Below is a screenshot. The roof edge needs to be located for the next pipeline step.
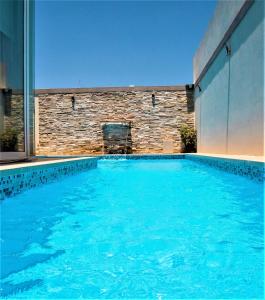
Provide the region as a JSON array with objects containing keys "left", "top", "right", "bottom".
[
  {"left": 193, "top": 0, "right": 254, "bottom": 86},
  {"left": 35, "top": 85, "right": 192, "bottom": 95}
]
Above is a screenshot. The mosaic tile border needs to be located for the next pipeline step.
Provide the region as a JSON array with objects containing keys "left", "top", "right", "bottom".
[
  {"left": 1, "top": 154, "right": 263, "bottom": 200},
  {"left": 185, "top": 154, "right": 265, "bottom": 182},
  {"left": 0, "top": 158, "right": 97, "bottom": 200},
  {"left": 100, "top": 154, "right": 185, "bottom": 160}
]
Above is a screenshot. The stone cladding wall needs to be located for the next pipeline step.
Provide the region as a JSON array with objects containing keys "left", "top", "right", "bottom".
[{"left": 35, "top": 86, "right": 194, "bottom": 155}]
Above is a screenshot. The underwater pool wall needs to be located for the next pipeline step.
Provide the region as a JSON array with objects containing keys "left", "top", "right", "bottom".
[
  {"left": 185, "top": 154, "right": 264, "bottom": 182},
  {"left": 0, "top": 157, "right": 97, "bottom": 200}
]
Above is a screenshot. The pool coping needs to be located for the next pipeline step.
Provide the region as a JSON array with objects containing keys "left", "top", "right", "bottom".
[
  {"left": 186, "top": 153, "right": 265, "bottom": 163},
  {"left": 1, "top": 153, "right": 263, "bottom": 172},
  {"left": 0, "top": 157, "right": 96, "bottom": 173},
  {"left": 35, "top": 152, "right": 264, "bottom": 161}
]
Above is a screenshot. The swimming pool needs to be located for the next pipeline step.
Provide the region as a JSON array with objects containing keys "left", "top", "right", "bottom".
[{"left": 1, "top": 158, "right": 264, "bottom": 298}]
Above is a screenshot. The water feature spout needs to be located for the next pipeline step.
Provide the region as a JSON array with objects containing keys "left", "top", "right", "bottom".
[{"left": 101, "top": 122, "right": 132, "bottom": 154}]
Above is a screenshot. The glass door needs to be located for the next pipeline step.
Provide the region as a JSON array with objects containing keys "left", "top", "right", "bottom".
[{"left": 0, "top": 0, "right": 29, "bottom": 161}]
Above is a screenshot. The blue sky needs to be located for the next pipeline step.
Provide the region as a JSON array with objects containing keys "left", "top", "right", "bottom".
[{"left": 35, "top": 0, "right": 217, "bottom": 88}]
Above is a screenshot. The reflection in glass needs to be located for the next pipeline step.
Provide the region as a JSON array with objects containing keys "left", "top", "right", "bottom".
[{"left": 0, "top": 0, "right": 25, "bottom": 152}]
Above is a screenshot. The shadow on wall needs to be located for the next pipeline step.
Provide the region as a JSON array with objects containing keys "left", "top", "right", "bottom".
[{"left": 102, "top": 122, "right": 132, "bottom": 154}]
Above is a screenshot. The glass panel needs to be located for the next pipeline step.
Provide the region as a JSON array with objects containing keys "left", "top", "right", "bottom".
[
  {"left": 28, "top": 0, "right": 35, "bottom": 156},
  {"left": 0, "top": 0, "right": 25, "bottom": 152}
]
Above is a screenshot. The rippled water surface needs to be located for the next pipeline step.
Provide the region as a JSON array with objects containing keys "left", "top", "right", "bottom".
[{"left": 1, "top": 159, "right": 264, "bottom": 299}]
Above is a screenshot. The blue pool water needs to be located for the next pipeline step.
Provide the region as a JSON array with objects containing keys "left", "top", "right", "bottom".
[{"left": 1, "top": 159, "right": 264, "bottom": 299}]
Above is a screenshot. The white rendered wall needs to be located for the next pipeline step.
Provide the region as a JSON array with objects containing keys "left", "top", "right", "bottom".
[
  {"left": 194, "top": 0, "right": 264, "bottom": 156},
  {"left": 193, "top": 0, "right": 245, "bottom": 82}
]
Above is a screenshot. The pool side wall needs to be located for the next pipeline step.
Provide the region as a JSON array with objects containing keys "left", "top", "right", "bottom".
[
  {"left": 186, "top": 154, "right": 264, "bottom": 182},
  {"left": 0, "top": 158, "right": 97, "bottom": 200},
  {"left": 1, "top": 154, "right": 263, "bottom": 200}
]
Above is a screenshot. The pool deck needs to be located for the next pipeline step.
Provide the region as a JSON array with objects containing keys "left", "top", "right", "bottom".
[
  {"left": 0, "top": 157, "right": 95, "bottom": 171},
  {"left": 187, "top": 153, "right": 265, "bottom": 163},
  {"left": 0, "top": 153, "right": 263, "bottom": 171}
]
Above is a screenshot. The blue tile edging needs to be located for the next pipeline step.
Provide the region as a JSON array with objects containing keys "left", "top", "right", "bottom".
[
  {"left": 0, "top": 157, "right": 98, "bottom": 200},
  {"left": 185, "top": 154, "right": 265, "bottom": 182},
  {"left": 99, "top": 154, "right": 185, "bottom": 160}
]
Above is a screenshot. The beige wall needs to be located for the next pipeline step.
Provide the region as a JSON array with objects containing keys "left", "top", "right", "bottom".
[
  {"left": 35, "top": 86, "right": 194, "bottom": 155},
  {"left": 194, "top": 0, "right": 264, "bottom": 156}
]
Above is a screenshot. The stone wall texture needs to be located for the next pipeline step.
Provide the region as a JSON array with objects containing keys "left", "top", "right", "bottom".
[{"left": 35, "top": 86, "right": 194, "bottom": 155}]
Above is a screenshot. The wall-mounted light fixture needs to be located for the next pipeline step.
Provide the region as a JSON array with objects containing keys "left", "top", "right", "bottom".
[
  {"left": 225, "top": 43, "right": 231, "bottom": 56},
  {"left": 152, "top": 93, "right": 156, "bottom": 107},
  {"left": 185, "top": 84, "right": 194, "bottom": 91},
  {"left": 71, "top": 96, "right": 76, "bottom": 110}
]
